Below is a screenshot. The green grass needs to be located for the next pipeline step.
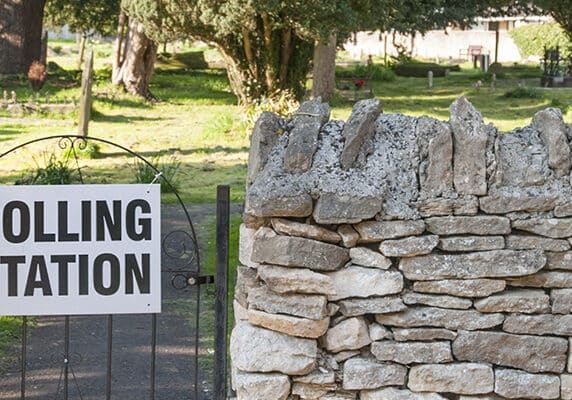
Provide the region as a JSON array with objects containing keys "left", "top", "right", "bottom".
[{"left": 0, "top": 317, "right": 22, "bottom": 368}]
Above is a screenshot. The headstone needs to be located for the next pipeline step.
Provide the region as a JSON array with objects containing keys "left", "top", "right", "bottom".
[{"left": 428, "top": 71, "right": 433, "bottom": 88}]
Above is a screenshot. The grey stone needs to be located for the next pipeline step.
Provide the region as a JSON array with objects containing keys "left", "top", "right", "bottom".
[
  {"left": 512, "top": 218, "right": 572, "bottom": 238},
  {"left": 368, "top": 323, "right": 393, "bottom": 341},
  {"left": 392, "top": 328, "right": 457, "bottom": 342},
  {"left": 507, "top": 271, "right": 572, "bottom": 288},
  {"left": 425, "top": 216, "right": 511, "bottom": 235},
  {"left": 314, "top": 193, "right": 382, "bottom": 224},
  {"left": 453, "top": 330, "right": 567, "bottom": 373},
  {"left": 562, "top": 374, "right": 572, "bottom": 400},
  {"left": 408, "top": 363, "right": 494, "bottom": 394},
  {"left": 248, "top": 286, "right": 328, "bottom": 320},
  {"left": 252, "top": 227, "right": 349, "bottom": 271},
  {"left": 375, "top": 307, "right": 504, "bottom": 330},
  {"left": 349, "top": 247, "right": 391, "bottom": 269},
  {"left": 450, "top": 97, "right": 488, "bottom": 195},
  {"left": 399, "top": 250, "right": 545, "bottom": 280},
  {"left": 533, "top": 107, "right": 571, "bottom": 176},
  {"left": 371, "top": 340, "right": 453, "bottom": 364},
  {"left": 283, "top": 99, "right": 330, "bottom": 173},
  {"left": 230, "top": 323, "right": 317, "bottom": 375},
  {"left": 257, "top": 265, "right": 335, "bottom": 295},
  {"left": 239, "top": 224, "right": 261, "bottom": 268},
  {"left": 342, "top": 358, "right": 406, "bottom": 390},
  {"left": 326, "top": 266, "right": 403, "bottom": 301},
  {"left": 322, "top": 317, "right": 371, "bottom": 353},
  {"left": 551, "top": 289, "right": 572, "bottom": 314},
  {"left": 546, "top": 251, "right": 572, "bottom": 270},
  {"left": 437, "top": 236, "right": 505, "bottom": 252},
  {"left": 494, "top": 368, "right": 560, "bottom": 399},
  {"left": 320, "top": 392, "right": 357, "bottom": 400},
  {"left": 403, "top": 291, "right": 472, "bottom": 309},
  {"left": 362, "top": 388, "right": 447, "bottom": 400},
  {"left": 379, "top": 235, "right": 439, "bottom": 257},
  {"left": 503, "top": 314, "right": 572, "bottom": 336},
  {"left": 291, "top": 382, "right": 336, "bottom": 398},
  {"left": 413, "top": 279, "right": 506, "bottom": 298},
  {"left": 293, "top": 369, "right": 335, "bottom": 384},
  {"left": 234, "top": 370, "right": 290, "bottom": 400},
  {"left": 480, "top": 189, "right": 560, "bottom": 214},
  {"left": 355, "top": 220, "right": 425, "bottom": 242},
  {"left": 338, "top": 225, "right": 360, "bottom": 248},
  {"left": 338, "top": 297, "right": 406, "bottom": 317},
  {"left": 474, "top": 289, "right": 551, "bottom": 314},
  {"left": 415, "top": 196, "right": 479, "bottom": 217},
  {"left": 235, "top": 265, "right": 260, "bottom": 307},
  {"left": 340, "top": 98, "right": 383, "bottom": 169},
  {"left": 271, "top": 218, "right": 341, "bottom": 243},
  {"left": 555, "top": 203, "right": 572, "bottom": 217},
  {"left": 245, "top": 190, "right": 313, "bottom": 217},
  {"left": 234, "top": 299, "right": 249, "bottom": 321},
  {"left": 247, "top": 309, "right": 329, "bottom": 338},
  {"left": 334, "top": 350, "right": 360, "bottom": 363},
  {"left": 417, "top": 116, "right": 453, "bottom": 197},
  {"left": 247, "top": 111, "right": 283, "bottom": 184},
  {"left": 506, "top": 234, "right": 571, "bottom": 251}
]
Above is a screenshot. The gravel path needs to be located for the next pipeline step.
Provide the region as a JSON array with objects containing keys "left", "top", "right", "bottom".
[{"left": 0, "top": 202, "right": 242, "bottom": 400}]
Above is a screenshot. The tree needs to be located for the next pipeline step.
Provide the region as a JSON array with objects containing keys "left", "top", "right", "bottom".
[
  {"left": 533, "top": 0, "right": 572, "bottom": 41},
  {"left": 0, "top": 0, "right": 47, "bottom": 74}
]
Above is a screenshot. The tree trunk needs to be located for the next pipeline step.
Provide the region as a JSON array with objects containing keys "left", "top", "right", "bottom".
[
  {"left": 112, "top": 9, "right": 127, "bottom": 85},
  {"left": 77, "top": 32, "right": 87, "bottom": 70},
  {"left": 0, "top": 0, "right": 47, "bottom": 74},
  {"left": 113, "top": 16, "right": 158, "bottom": 100},
  {"left": 311, "top": 33, "right": 337, "bottom": 102}
]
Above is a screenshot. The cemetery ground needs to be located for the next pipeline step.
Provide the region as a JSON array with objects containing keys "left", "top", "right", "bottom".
[{"left": 0, "top": 40, "right": 572, "bottom": 395}]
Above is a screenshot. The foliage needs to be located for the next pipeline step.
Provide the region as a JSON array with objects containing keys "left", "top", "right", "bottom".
[
  {"left": 503, "top": 86, "right": 542, "bottom": 99},
  {"left": 133, "top": 154, "right": 182, "bottom": 193},
  {"left": 0, "top": 317, "right": 21, "bottom": 361},
  {"left": 63, "top": 142, "right": 102, "bottom": 159},
  {"left": 394, "top": 62, "right": 456, "bottom": 77},
  {"left": 241, "top": 89, "right": 299, "bottom": 137},
  {"left": 533, "top": 0, "right": 572, "bottom": 41},
  {"left": 16, "top": 153, "right": 79, "bottom": 185},
  {"left": 44, "top": 0, "right": 120, "bottom": 36},
  {"left": 336, "top": 64, "right": 396, "bottom": 81},
  {"left": 509, "top": 23, "right": 572, "bottom": 60}
]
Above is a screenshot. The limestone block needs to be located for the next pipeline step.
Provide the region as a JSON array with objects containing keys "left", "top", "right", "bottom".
[
  {"left": 235, "top": 265, "right": 260, "bottom": 306},
  {"left": 234, "top": 370, "right": 290, "bottom": 400},
  {"left": 507, "top": 271, "right": 572, "bottom": 288},
  {"left": 533, "top": 107, "right": 571, "bottom": 176},
  {"left": 234, "top": 299, "right": 249, "bottom": 321},
  {"left": 551, "top": 289, "right": 572, "bottom": 314},
  {"left": 400, "top": 250, "right": 545, "bottom": 280},
  {"left": 320, "top": 392, "right": 357, "bottom": 400},
  {"left": 247, "top": 309, "right": 330, "bottom": 338},
  {"left": 546, "top": 251, "right": 572, "bottom": 270},
  {"left": 512, "top": 218, "right": 572, "bottom": 238},
  {"left": 569, "top": 338, "right": 572, "bottom": 372},
  {"left": 368, "top": 323, "right": 393, "bottom": 341},
  {"left": 415, "top": 196, "right": 479, "bottom": 217},
  {"left": 257, "top": 265, "right": 335, "bottom": 295},
  {"left": 349, "top": 247, "right": 391, "bottom": 269},
  {"left": 244, "top": 190, "right": 313, "bottom": 217},
  {"left": 450, "top": 97, "right": 488, "bottom": 195},
  {"left": 342, "top": 358, "right": 407, "bottom": 390},
  {"left": 479, "top": 189, "right": 560, "bottom": 214},
  {"left": 403, "top": 291, "right": 472, "bottom": 309},
  {"left": 413, "top": 279, "right": 506, "bottom": 298},
  {"left": 246, "top": 111, "right": 283, "bottom": 185},
  {"left": 252, "top": 227, "right": 349, "bottom": 271},
  {"left": 379, "top": 235, "right": 439, "bottom": 257},
  {"left": 340, "top": 98, "right": 383, "bottom": 169},
  {"left": 326, "top": 266, "right": 403, "bottom": 301},
  {"left": 355, "top": 220, "right": 425, "bottom": 242},
  {"left": 361, "top": 387, "right": 447, "bottom": 400},
  {"left": 453, "top": 330, "right": 567, "bottom": 373},
  {"left": 230, "top": 323, "right": 317, "bottom": 375},
  {"left": 322, "top": 317, "right": 371, "bottom": 353},
  {"left": 293, "top": 368, "right": 335, "bottom": 385},
  {"left": 494, "top": 368, "right": 560, "bottom": 399},
  {"left": 291, "top": 382, "right": 336, "bottom": 399},
  {"left": 338, "top": 225, "right": 360, "bottom": 248},
  {"left": 239, "top": 224, "right": 261, "bottom": 268},
  {"left": 408, "top": 363, "right": 494, "bottom": 394},
  {"left": 506, "top": 234, "right": 570, "bottom": 251},
  {"left": 283, "top": 99, "right": 330, "bottom": 173},
  {"left": 392, "top": 328, "right": 457, "bottom": 342},
  {"left": 437, "top": 236, "right": 505, "bottom": 252},
  {"left": 556, "top": 203, "right": 572, "bottom": 217},
  {"left": 417, "top": 116, "right": 453, "bottom": 197},
  {"left": 503, "top": 314, "right": 572, "bottom": 336},
  {"left": 562, "top": 374, "right": 572, "bottom": 400},
  {"left": 314, "top": 193, "right": 382, "bottom": 224},
  {"left": 371, "top": 340, "right": 453, "bottom": 364},
  {"left": 338, "top": 296, "right": 406, "bottom": 317},
  {"left": 248, "top": 286, "right": 328, "bottom": 320},
  {"left": 375, "top": 307, "right": 504, "bottom": 330},
  {"left": 426, "top": 216, "right": 510, "bottom": 235},
  {"left": 474, "top": 289, "right": 551, "bottom": 314},
  {"left": 271, "top": 218, "right": 341, "bottom": 243}
]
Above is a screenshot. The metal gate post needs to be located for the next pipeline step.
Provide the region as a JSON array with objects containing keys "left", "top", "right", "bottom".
[{"left": 214, "top": 185, "right": 230, "bottom": 400}]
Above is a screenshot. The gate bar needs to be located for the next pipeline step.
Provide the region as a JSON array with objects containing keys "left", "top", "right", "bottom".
[
  {"left": 150, "top": 314, "right": 157, "bottom": 400},
  {"left": 214, "top": 185, "right": 230, "bottom": 400},
  {"left": 64, "top": 316, "right": 70, "bottom": 400},
  {"left": 106, "top": 315, "right": 113, "bottom": 400},
  {"left": 21, "top": 316, "right": 27, "bottom": 400}
]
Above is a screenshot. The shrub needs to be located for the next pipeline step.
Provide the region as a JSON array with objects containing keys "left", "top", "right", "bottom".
[
  {"left": 509, "top": 23, "right": 571, "bottom": 60},
  {"left": 393, "top": 62, "right": 459, "bottom": 77},
  {"left": 63, "top": 142, "right": 102, "bottom": 159},
  {"left": 503, "top": 86, "right": 542, "bottom": 99},
  {"left": 241, "top": 89, "right": 299, "bottom": 137},
  {"left": 337, "top": 64, "right": 396, "bottom": 81},
  {"left": 133, "top": 154, "right": 182, "bottom": 193},
  {"left": 16, "top": 153, "right": 79, "bottom": 185}
]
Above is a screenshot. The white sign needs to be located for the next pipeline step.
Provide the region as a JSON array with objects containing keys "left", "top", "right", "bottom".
[{"left": 0, "top": 184, "right": 161, "bottom": 316}]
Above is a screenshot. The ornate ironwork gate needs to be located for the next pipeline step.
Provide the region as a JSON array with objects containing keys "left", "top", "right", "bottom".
[{"left": 0, "top": 135, "right": 229, "bottom": 400}]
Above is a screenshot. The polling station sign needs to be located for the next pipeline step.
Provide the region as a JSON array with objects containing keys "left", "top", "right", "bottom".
[{"left": 0, "top": 184, "right": 161, "bottom": 316}]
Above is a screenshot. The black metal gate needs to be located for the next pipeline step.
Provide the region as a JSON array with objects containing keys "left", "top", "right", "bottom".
[{"left": 0, "top": 135, "right": 229, "bottom": 400}]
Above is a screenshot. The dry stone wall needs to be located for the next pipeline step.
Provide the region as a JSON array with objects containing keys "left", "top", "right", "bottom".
[{"left": 231, "top": 96, "right": 572, "bottom": 399}]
